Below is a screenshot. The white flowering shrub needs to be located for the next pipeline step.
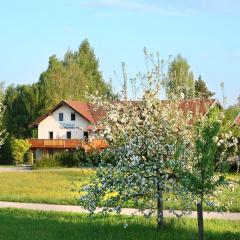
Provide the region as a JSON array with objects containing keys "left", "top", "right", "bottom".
[
  {"left": 0, "top": 102, "right": 6, "bottom": 146},
  {"left": 80, "top": 56, "right": 194, "bottom": 229},
  {"left": 215, "top": 118, "right": 239, "bottom": 170}
]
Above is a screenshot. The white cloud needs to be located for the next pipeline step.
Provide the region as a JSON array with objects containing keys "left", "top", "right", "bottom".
[
  {"left": 81, "top": 0, "right": 240, "bottom": 15},
  {"left": 196, "top": 0, "right": 240, "bottom": 14},
  {"left": 81, "top": 0, "right": 192, "bottom": 16},
  {"left": 63, "top": 26, "right": 73, "bottom": 33}
]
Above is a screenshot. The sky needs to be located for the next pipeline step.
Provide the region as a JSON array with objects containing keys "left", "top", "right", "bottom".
[{"left": 0, "top": 0, "right": 240, "bottom": 106}]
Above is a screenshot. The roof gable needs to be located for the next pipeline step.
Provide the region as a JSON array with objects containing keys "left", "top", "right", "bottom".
[{"left": 30, "top": 100, "right": 97, "bottom": 127}]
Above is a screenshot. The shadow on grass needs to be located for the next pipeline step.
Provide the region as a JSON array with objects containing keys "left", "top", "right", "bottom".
[{"left": 0, "top": 209, "right": 238, "bottom": 240}]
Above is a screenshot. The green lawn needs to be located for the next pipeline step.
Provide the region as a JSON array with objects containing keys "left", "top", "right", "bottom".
[
  {"left": 0, "top": 168, "right": 93, "bottom": 205},
  {"left": 0, "top": 169, "right": 239, "bottom": 212},
  {"left": 0, "top": 208, "right": 239, "bottom": 240}
]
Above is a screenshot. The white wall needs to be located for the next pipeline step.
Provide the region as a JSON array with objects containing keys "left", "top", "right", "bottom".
[{"left": 38, "top": 105, "right": 91, "bottom": 139}]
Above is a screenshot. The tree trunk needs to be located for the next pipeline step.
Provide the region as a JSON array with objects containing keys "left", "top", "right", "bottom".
[
  {"left": 156, "top": 181, "right": 163, "bottom": 230},
  {"left": 197, "top": 201, "right": 204, "bottom": 240}
]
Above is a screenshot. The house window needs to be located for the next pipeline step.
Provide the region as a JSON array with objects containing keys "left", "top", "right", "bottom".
[
  {"left": 83, "top": 131, "right": 88, "bottom": 139},
  {"left": 59, "top": 113, "right": 64, "bottom": 121},
  {"left": 49, "top": 131, "right": 53, "bottom": 139},
  {"left": 71, "top": 113, "right": 76, "bottom": 121},
  {"left": 66, "top": 131, "right": 71, "bottom": 139}
]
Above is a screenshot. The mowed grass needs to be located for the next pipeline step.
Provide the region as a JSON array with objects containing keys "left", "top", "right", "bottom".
[
  {"left": 0, "top": 168, "right": 239, "bottom": 212},
  {"left": 164, "top": 174, "right": 240, "bottom": 213},
  {"left": 0, "top": 208, "right": 239, "bottom": 240},
  {"left": 0, "top": 168, "right": 94, "bottom": 205}
]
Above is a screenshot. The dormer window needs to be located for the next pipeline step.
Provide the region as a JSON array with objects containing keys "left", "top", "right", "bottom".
[
  {"left": 71, "top": 113, "right": 76, "bottom": 121},
  {"left": 59, "top": 113, "right": 64, "bottom": 121}
]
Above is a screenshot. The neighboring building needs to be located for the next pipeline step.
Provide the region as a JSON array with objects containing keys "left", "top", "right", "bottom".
[
  {"left": 234, "top": 112, "right": 240, "bottom": 125},
  {"left": 29, "top": 98, "right": 221, "bottom": 160}
]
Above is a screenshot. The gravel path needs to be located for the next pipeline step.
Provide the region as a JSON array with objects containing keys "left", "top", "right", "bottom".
[
  {"left": 0, "top": 201, "right": 239, "bottom": 220},
  {"left": 0, "top": 166, "right": 32, "bottom": 172}
]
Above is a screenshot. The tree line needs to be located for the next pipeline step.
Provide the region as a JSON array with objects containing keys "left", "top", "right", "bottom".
[
  {"left": 0, "top": 44, "right": 237, "bottom": 164},
  {"left": 0, "top": 39, "right": 115, "bottom": 163}
]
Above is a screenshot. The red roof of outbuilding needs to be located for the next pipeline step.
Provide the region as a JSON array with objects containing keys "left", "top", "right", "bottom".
[
  {"left": 178, "top": 98, "right": 217, "bottom": 116},
  {"left": 234, "top": 112, "right": 240, "bottom": 125}
]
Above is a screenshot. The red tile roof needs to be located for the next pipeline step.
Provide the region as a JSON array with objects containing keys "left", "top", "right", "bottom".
[
  {"left": 30, "top": 98, "right": 220, "bottom": 128},
  {"left": 178, "top": 98, "right": 217, "bottom": 116},
  {"left": 64, "top": 100, "right": 96, "bottom": 124},
  {"left": 234, "top": 112, "right": 240, "bottom": 125}
]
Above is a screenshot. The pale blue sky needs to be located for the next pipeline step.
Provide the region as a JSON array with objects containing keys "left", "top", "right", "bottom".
[{"left": 0, "top": 0, "right": 240, "bottom": 106}]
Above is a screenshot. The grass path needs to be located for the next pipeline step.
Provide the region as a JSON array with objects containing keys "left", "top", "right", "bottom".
[{"left": 0, "top": 208, "right": 239, "bottom": 240}]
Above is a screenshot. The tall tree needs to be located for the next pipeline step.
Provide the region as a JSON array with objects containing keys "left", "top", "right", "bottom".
[
  {"left": 194, "top": 75, "right": 215, "bottom": 98},
  {"left": 37, "top": 39, "right": 114, "bottom": 114},
  {"left": 166, "top": 55, "right": 195, "bottom": 99},
  {"left": 4, "top": 84, "right": 38, "bottom": 138}
]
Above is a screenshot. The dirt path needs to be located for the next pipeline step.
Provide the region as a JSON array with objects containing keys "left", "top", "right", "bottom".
[
  {"left": 0, "top": 201, "right": 239, "bottom": 220},
  {"left": 0, "top": 166, "right": 32, "bottom": 172}
]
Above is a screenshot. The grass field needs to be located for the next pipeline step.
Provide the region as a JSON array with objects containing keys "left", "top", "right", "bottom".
[
  {"left": 0, "top": 168, "right": 93, "bottom": 205},
  {"left": 0, "top": 208, "right": 239, "bottom": 240},
  {"left": 0, "top": 168, "right": 239, "bottom": 212}
]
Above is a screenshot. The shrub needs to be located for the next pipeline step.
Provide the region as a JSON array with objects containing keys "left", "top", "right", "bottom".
[
  {"left": 12, "top": 139, "right": 31, "bottom": 165},
  {"left": 34, "top": 150, "right": 101, "bottom": 168},
  {"left": 56, "top": 150, "right": 100, "bottom": 167},
  {"left": 26, "top": 152, "right": 34, "bottom": 165},
  {"left": 34, "top": 154, "right": 61, "bottom": 168}
]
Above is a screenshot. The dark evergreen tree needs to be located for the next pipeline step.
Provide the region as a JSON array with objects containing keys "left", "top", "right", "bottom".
[{"left": 195, "top": 75, "right": 215, "bottom": 98}]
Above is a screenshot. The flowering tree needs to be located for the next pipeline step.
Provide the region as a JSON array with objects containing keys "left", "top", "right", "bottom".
[
  {"left": 215, "top": 118, "right": 239, "bottom": 170},
  {"left": 0, "top": 100, "right": 6, "bottom": 147},
  {"left": 175, "top": 108, "right": 238, "bottom": 240},
  {"left": 81, "top": 53, "right": 194, "bottom": 229}
]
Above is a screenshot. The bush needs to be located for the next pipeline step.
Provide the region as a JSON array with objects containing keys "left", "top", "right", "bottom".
[
  {"left": 56, "top": 150, "right": 89, "bottom": 167},
  {"left": 34, "top": 150, "right": 101, "bottom": 168},
  {"left": 26, "top": 152, "right": 34, "bottom": 165},
  {"left": 12, "top": 139, "right": 31, "bottom": 165},
  {"left": 0, "top": 135, "right": 14, "bottom": 165},
  {"left": 34, "top": 154, "right": 61, "bottom": 168},
  {"left": 56, "top": 150, "right": 101, "bottom": 167}
]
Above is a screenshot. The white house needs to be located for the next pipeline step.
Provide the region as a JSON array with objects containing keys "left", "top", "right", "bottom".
[{"left": 29, "top": 100, "right": 107, "bottom": 160}]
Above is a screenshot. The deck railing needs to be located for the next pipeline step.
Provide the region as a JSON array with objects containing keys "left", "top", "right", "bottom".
[{"left": 28, "top": 139, "right": 108, "bottom": 152}]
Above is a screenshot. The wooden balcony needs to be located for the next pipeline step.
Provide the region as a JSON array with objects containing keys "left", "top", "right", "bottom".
[
  {"left": 91, "top": 139, "right": 109, "bottom": 149},
  {"left": 28, "top": 139, "right": 108, "bottom": 152}
]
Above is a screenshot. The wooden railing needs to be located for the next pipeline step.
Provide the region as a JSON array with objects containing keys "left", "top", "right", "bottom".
[{"left": 28, "top": 139, "right": 108, "bottom": 152}]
